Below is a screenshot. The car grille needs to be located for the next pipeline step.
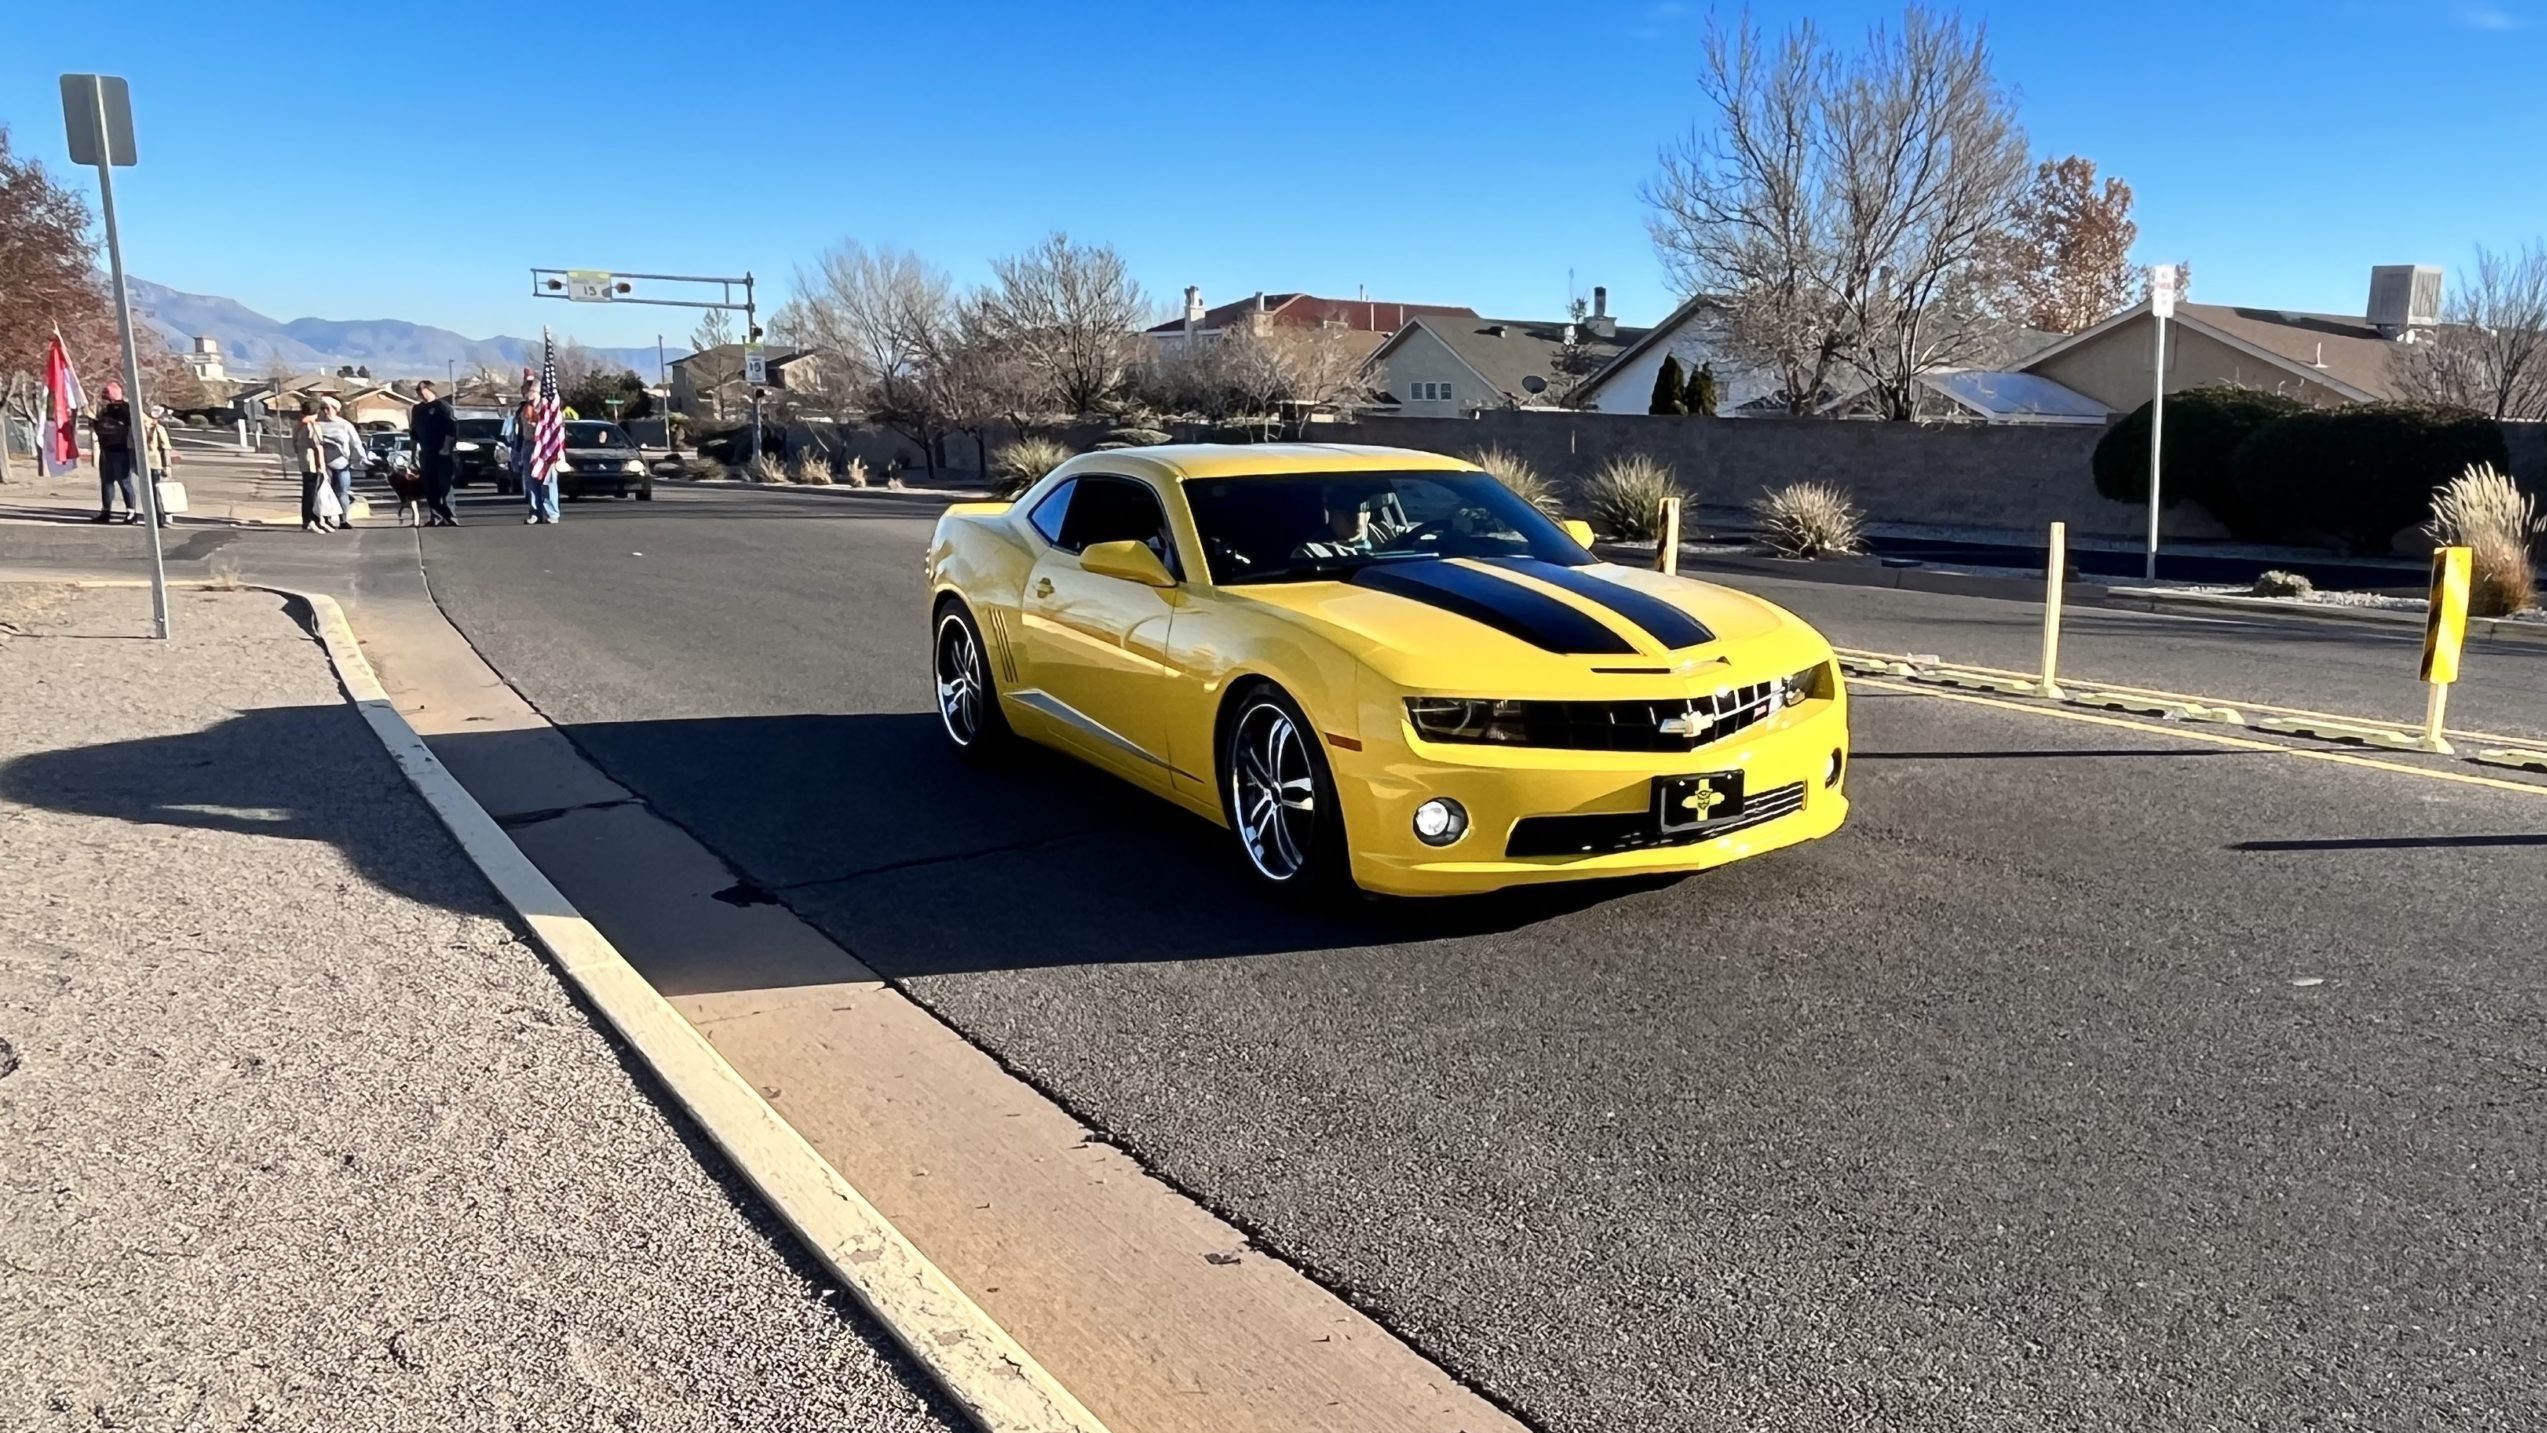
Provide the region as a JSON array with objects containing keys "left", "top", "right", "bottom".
[
  {"left": 1505, "top": 781, "right": 1808, "bottom": 859},
  {"left": 1493, "top": 682, "right": 1783, "bottom": 753}
]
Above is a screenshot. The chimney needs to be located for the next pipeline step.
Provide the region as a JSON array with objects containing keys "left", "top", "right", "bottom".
[
  {"left": 1253, "top": 290, "right": 1267, "bottom": 313},
  {"left": 1585, "top": 284, "right": 1617, "bottom": 338},
  {"left": 1183, "top": 285, "right": 1204, "bottom": 324},
  {"left": 2368, "top": 264, "right": 2444, "bottom": 338}
]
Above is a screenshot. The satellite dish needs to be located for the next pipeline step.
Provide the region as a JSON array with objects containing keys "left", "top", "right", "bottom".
[{"left": 1521, "top": 374, "right": 1548, "bottom": 394}]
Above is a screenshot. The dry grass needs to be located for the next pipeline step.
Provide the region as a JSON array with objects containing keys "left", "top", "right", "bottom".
[
  {"left": 1750, "top": 481, "right": 1867, "bottom": 559},
  {"left": 2424, "top": 462, "right": 2540, "bottom": 616},
  {"left": 1583, "top": 454, "right": 1682, "bottom": 541},
  {"left": 789, "top": 450, "right": 835, "bottom": 486},
  {"left": 203, "top": 552, "right": 244, "bottom": 592},
  {"left": 745, "top": 452, "right": 787, "bottom": 485},
  {"left": 2252, "top": 569, "right": 2315, "bottom": 598},
  {"left": 989, "top": 437, "right": 1074, "bottom": 499},
  {"left": 1465, "top": 445, "right": 1561, "bottom": 516},
  {"left": 844, "top": 456, "right": 871, "bottom": 489}
]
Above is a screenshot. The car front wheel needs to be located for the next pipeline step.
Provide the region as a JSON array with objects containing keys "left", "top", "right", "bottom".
[{"left": 1221, "top": 685, "right": 1348, "bottom": 895}]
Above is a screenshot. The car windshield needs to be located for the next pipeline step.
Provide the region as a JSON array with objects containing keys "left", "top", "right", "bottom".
[
  {"left": 1183, "top": 470, "right": 1592, "bottom": 585},
  {"left": 455, "top": 418, "right": 503, "bottom": 440},
  {"left": 565, "top": 422, "right": 629, "bottom": 448}
]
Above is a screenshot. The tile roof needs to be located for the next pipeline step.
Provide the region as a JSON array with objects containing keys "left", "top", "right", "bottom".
[
  {"left": 1392, "top": 315, "right": 1652, "bottom": 406},
  {"left": 2174, "top": 302, "right": 2398, "bottom": 399},
  {"left": 1146, "top": 294, "right": 1479, "bottom": 336}
]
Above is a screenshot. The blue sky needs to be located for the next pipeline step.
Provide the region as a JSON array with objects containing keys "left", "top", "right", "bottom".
[{"left": 6, "top": 0, "right": 2541, "bottom": 350}]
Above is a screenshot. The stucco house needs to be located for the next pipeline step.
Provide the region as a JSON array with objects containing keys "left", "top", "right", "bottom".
[
  {"left": 1148, "top": 288, "right": 1478, "bottom": 360},
  {"left": 668, "top": 344, "right": 827, "bottom": 418},
  {"left": 1566, "top": 293, "right": 1779, "bottom": 415},
  {"left": 2016, "top": 264, "right": 2443, "bottom": 411},
  {"left": 1365, "top": 291, "right": 1649, "bottom": 414}
]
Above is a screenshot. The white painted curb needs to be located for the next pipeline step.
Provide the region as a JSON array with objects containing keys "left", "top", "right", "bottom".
[{"left": 288, "top": 588, "right": 1110, "bottom": 1433}]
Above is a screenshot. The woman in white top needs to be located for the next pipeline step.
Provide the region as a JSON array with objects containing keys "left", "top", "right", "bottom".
[{"left": 310, "top": 396, "right": 368, "bottom": 530}]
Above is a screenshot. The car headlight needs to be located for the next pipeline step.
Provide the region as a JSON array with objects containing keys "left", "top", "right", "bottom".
[
  {"left": 453, "top": 441, "right": 479, "bottom": 453},
  {"left": 621, "top": 459, "right": 645, "bottom": 474},
  {"left": 1406, "top": 697, "right": 1532, "bottom": 744},
  {"left": 1776, "top": 662, "right": 1833, "bottom": 709}
]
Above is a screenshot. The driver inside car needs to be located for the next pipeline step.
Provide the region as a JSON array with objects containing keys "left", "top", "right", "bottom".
[{"left": 1291, "top": 487, "right": 1412, "bottom": 560}]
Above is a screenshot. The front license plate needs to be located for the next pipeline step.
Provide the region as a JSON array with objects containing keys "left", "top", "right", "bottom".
[{"left": 1654, "top": 771, "right": 1745, "bottom": 835}]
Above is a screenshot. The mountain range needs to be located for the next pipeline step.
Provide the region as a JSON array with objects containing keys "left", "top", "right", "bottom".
[{"left": 128, "top": 279, "right": 683, "bottom": 381}]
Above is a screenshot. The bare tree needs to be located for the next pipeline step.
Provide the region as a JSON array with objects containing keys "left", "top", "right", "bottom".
[
  {"left": 689, "top": 307, "right": 735, "bottom": 353},
  {"left": 1983, "top": 155, "right": 2138, "bottom": 333},
  {"left": 978, "top": 232, "right": 1147, "bottom": 415},
  {"left": 791, "top": 240, "right": 963, "bottom": 475},
  {"left": 2393, "top": 243, "right": 2547, "bottom": 421},
  {"left": 1644, "top": 6, "right": 2030, "bottom": 417}
]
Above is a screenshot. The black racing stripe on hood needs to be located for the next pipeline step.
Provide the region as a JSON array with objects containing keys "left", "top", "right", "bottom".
[
  {"left": 1494, "top": 559, "right": 1716, "bottom": 650},
  {"left": 1348, "top": 561, "right": 1638, "bottom": 655}
]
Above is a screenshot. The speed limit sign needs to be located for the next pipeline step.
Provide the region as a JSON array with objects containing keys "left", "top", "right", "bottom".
[{"left": 565, "top": 269, "right": 614, "bottom": 302}]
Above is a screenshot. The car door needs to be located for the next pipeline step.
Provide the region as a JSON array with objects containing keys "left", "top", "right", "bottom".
[{"left": 1017, "top": 475, "right": 1184, "bottom": 789}]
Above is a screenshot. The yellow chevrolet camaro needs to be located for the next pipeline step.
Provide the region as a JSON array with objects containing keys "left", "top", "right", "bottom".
[{"left": 924, "top": 444, "right": 1848, "bottom": 897}]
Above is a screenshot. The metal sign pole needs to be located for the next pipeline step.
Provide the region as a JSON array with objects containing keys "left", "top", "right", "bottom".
[
  {"left": 2144, "top": 265, "right": 2175, "bottom": 584},
  {"left": 73, "top": 76, "right": 168, "bottom": 638}
]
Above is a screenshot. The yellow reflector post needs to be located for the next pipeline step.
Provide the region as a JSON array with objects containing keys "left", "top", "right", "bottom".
[{"left": 2422, "top": 545, "right": 2470, "bottom": 685}]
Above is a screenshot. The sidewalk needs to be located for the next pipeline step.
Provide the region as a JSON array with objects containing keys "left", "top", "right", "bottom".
[
  {"left": 0, "top": 584, "right": 963, "bottom": 1432},
  {"left": 1, "top": 444, "right": 303, "bottom": 527}
]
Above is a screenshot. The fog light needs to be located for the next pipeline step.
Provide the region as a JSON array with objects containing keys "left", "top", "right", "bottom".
[
  {"left": 1412, "top": 797, "right": 1468, "bottom": 846},
  {"left": 1826, "top": 749, "right": 1845, "bottom": 788}
]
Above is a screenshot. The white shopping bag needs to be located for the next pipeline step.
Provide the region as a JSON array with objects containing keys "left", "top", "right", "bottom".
[
  {"left": 154, "top": 479, "right": 188, "bottom": 516},
  {"left": 346, "top": 496, "right": 372, "bottom": 521},
  {"left": 314, "top": 480, "right": 342, "bottom": 520}
]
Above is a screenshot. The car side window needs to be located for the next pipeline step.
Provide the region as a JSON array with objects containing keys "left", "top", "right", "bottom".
[
  {"left": 1055, "top": 476, "right": 1173, "bottom": 568},
  {"left": 1027, "top": 478, "right": 1075, "bottom": 545}
]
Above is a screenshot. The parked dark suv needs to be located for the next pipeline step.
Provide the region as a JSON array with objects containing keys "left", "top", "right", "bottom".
[
  {"left": 550, "top": 420, "right": 653, "bottom": 501},
  {"left": 452, "top": 414, "right": 510, "bottom": 489}
]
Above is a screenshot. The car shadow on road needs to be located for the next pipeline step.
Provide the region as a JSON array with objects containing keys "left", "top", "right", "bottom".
[
  {"left": 0, "top": 703, "right": 488, "bottom": 920},
  {"left": 432, "top": 712, "right": 1652, "bottom": 983}
]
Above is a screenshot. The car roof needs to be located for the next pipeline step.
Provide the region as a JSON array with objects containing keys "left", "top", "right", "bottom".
[{"left": 1058, "top": 443, "right": 1476, "bottom": 483}]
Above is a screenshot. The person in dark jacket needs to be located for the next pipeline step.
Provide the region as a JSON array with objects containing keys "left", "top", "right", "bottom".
[
  {"left": 90, "top": 382, "right": 141, "bottom": 524},
  {"left": 409, "top": 381, "right": 460, "bottom": 526}
]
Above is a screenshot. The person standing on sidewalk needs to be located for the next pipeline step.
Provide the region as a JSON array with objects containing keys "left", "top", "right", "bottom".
[
  {"left": 89, "top": 382, "right": 142, "bottom": 524},
  {"left": 409, "top": 381, "right": 459, "bottom": 527},
  {"left": 512, "top": 387, "right": 560, "bottom": 525},
  {"left": 140, "top": 409, "right": 176, "bottom": 529},
  {"left": 312, "top": 397, "right": 366, "bottom": 531},
  {"left": 294, "top": 405, "right": 330, "bottom": 532}
]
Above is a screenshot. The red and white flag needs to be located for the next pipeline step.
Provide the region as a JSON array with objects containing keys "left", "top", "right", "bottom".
[
  {"left": 39, "top": 333, "right": 85, "bottom": 478},
  {"left": 525, "top": 331, "right": 565, "bottom": 485}
]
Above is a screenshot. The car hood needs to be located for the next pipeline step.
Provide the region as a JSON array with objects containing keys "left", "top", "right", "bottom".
[{"left": 1222, "top": 558, "right": 1826, "bottom": 694}]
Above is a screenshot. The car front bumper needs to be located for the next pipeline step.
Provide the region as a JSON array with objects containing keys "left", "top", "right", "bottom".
[{"left": 1331, "top": 688, "right": 1849, "bottom": 897}]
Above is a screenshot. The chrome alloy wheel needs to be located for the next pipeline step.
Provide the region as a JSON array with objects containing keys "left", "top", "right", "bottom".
[
  {"left": 934, "top": 613, "right": 986, "bottom": 747},
  {"left": 1229, "top": 701, "right": 1317, "bottom": 882}
]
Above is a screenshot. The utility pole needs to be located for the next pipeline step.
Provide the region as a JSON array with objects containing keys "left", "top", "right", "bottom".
[
  {"left": 63, "top": 74, "right": 168, "bottom": 639},
  {"left": 745, "top": 273, "right": 761, "bottom": 465}
]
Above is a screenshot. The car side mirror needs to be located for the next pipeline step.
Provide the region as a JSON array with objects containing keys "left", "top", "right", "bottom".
[
  {"left": 1079, "top": 538, "right": 1176, "bottom": 588},
  {"left": 1560, "top": 518, "right": 1596, "bottom": 548}
]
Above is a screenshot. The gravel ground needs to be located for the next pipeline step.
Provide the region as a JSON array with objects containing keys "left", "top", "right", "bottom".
[{"left": 0, "top": 584, "right": 964, "bottom": 1433}]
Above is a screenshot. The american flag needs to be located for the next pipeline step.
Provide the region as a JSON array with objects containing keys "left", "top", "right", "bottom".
[{"left": 526, "top": 330, "right": 566, "bottom": 485}]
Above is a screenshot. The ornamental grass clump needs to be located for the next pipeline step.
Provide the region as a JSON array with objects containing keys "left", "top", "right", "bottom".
[
  {"left": 988, "top": 436, "right": 1074, "bottom": 499},
  {"left": 2423, "top": 462, "right": 2540, "bottom": 616},
  {"left": 1583, "top": 454, "right": 1681, "bottom": 540},
  {"left": 2251, "top": 569, "right": 2315, "bottom": 598},
  {"left": 1466, "top": 445, "right": 1561, "bottom": 516},
  {"left": 1751, "top": 481, "right": 1866, "bottom": 559}
]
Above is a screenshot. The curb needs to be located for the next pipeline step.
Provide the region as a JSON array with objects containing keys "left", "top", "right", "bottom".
[
  {"left": 664, "top": 476, "right": 991, "bottom": 502},
  {"left": 1594, "top": 542, "right": 2111, "bottom": 606},
  {"left": 2104, "top": 588, "right": 2547, "bottom": 648},
  {"left": 284, "top": 587, "right": 1110, "bottom": 1433}
]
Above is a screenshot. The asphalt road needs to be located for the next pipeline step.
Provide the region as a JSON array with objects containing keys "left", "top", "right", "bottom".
[{"left": 302, "top": 485, "right": 2546, "bottom": 1432}]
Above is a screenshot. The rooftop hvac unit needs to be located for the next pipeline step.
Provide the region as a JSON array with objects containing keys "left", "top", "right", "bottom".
[{"left": 2368, "top": 264, "right": 2443, "bottom": 335}]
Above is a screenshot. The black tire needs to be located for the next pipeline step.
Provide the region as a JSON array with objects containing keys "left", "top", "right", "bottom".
[
  {"left": 931, "top": 600, "right": 1014, "bottom": 762},
  {"left": 635, "top": 486, "right": 653, "bottom": 502},
  {"left": 1219, "top": 684, "right": 1350, "bottom": 896}
]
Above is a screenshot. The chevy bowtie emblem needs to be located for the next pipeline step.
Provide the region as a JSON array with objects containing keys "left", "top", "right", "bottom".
[
  {"left": 1657, "top": 709, "right": 1700, "bottom": 737},
  {"left": 1681, "top": 785, "right": 1727, "bottom": 816}
]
